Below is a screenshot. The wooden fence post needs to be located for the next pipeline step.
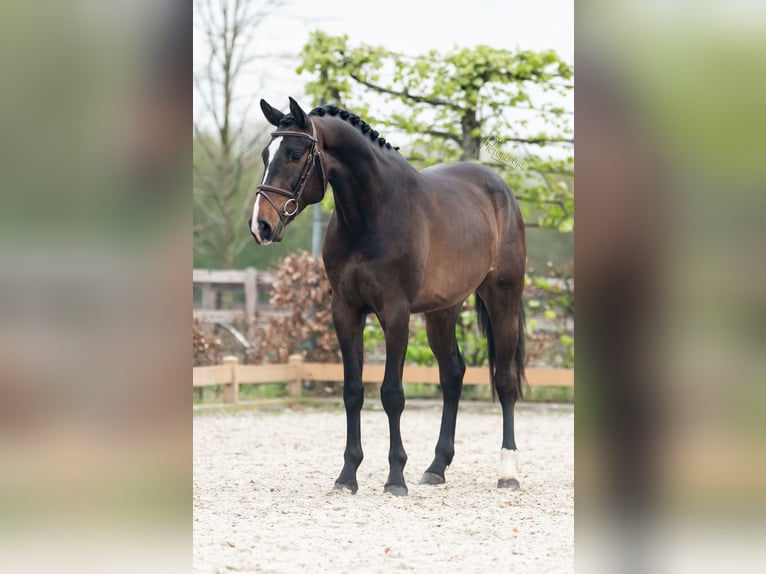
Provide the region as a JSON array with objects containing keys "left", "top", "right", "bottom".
[
  {"left": 201, "top": 283, "right": 216, "bottom": 310},
  {"left": 244, "top": 267, "right": 257, "bottom": 340},
  {"left": 222, "top": 355, "right": 239, "bottom": 404},
  {"left": 288, "top": 354, "right": 304, "bottom": 398}
]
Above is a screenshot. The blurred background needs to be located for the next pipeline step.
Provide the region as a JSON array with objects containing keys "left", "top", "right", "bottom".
[
  {"left": 0, "top": 0, "right": 190, "bottom": 572},
  {"left": 576, "top": 2, "right": 766, "bottom": 573}
]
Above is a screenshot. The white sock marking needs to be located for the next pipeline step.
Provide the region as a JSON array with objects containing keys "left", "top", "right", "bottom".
[{"left": 499, "top": 448, "right": 519, "bottom": 480}]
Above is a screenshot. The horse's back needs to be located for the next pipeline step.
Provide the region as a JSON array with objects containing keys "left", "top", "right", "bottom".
[
  {"left": 420, "top": 161, "right": 513, "bottom": 192},
  {"left": 419, "top": 162, "right": 523, "bottom": 237}
]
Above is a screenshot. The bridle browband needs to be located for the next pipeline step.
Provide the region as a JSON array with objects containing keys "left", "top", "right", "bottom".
[{"left": 255, "top": 119, "right": 327, "bottom": 236}]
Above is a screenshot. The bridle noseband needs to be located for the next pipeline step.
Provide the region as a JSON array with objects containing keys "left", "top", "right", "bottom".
[{"left": 255, "top": 119, "right": 327, "bottom": 235}]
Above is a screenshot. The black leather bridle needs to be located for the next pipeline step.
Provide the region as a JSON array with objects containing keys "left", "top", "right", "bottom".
[{"left": 255, "top": 119, "right": 327, "bottom": 237}]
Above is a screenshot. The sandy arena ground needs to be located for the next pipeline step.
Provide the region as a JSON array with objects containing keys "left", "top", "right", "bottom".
[{"left": 193, "top": 401, "right": 573, "bottom": 573}]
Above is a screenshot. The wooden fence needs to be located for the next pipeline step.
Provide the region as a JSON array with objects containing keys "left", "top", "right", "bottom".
[
  {"left": 193, "top": 268, "right": 276, "bottom": 338},
  {"left": 193, "top": 355, "right": 574, "bottom": 404}
]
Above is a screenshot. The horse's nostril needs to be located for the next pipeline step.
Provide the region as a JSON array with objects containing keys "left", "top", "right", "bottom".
[{"left": 258, "top": 219, "right": 272, "bottom": 239}]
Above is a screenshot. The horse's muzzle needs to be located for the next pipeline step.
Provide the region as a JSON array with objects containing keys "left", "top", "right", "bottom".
[
  {"left": 256, "top": 219, "right": 273, "bottom": 241},
  {"left": 247, "top": 217, "right": 262, "bottom": 245},
  {"left": 247, "top": 217, "right": 281, "bottom": 245}
]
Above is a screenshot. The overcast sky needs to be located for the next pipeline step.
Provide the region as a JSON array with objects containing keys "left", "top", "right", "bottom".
[{"left": 193, "top": 0, "right": 573, "bottom": 135}]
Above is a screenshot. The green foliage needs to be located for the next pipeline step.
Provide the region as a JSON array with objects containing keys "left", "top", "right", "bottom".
[
  {"left": 363, "top": 316, "right": 437, "bottom": 366},
  {"left": 501, "top": 156, "right": 574, "bottom": 231},
  {"left": 455, "top": 295, "right": 489, "bottom": 367},
  {"left": 298, "top": 32, "right": 574, "bottom": 233},
  {"left": 362, "top": 295, "right": 489, "bottom": 368},
  {"left": 407, "top": 327, "right": 436, "bottom": 366},
  {"left": 524, "top": 264, "right": 574, "bottom": 369},
  {"left": 524, "top": 386, "right": 574, "bottom": 403},
  {"left": 361, "top": 280, "right": 573, "bottom": 371},
  {"left": 298, "top": 33, "right": 572, "bottom": 137}
]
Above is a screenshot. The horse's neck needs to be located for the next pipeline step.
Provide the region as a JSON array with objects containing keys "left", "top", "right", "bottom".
[
  {"left": 320, "top": 122, "right": 418, "bottom": 235},
  {"left": 326, "top": 145, "right": 389, "bottom": 235}
]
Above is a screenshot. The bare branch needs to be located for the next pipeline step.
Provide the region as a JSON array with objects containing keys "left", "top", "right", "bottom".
[
  {"left": 423, "top": 129, "right": 461, "bottom": 142},
  {"left": 512, "top": 104, "right": 574, "bottom": 116},
  {"left": 483, "top": 162, "right": 573, "bottom": 177},
  {"left": 193, "top": 122, "right": 218, "bottom": 161},
  {"left": 194, "top": 74, "right": 222, "bottom": 130},
  {"left": 504, "top": 136, "right": 573, "bottom": 145},
  {"left": 193, "top": 164, "right": 224, "bottom": 198},
  {"left": 195, "top": 203, "right": 226, "bottom": 228},
  {"left": 349, "top": 73, "right": 464, "bottom": 111}
]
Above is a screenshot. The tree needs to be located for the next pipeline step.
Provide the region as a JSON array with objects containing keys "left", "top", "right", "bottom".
[
  {"left": 298, "top": 32, "right": 574, "bottom": 232},
  {"left": 193, "top": 0, "right": 283, "bottom": 268}
]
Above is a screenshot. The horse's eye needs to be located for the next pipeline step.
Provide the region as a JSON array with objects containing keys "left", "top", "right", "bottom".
[{"left": 290, "top": 151, "right": 303, "bottom": 161}]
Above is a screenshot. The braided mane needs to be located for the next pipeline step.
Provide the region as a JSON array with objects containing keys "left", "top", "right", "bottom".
[{"left": 308, "top": 105, "right": 399, "bottom": 151}]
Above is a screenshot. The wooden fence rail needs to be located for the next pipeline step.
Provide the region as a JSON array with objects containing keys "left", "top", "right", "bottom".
[{"left": 193, "top": 355, "right": 574, "bottom": 404}]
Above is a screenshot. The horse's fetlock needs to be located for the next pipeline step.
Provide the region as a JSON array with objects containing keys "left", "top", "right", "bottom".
[
  {"left": 389, "top": 447, "right": 407, "bottom": 468},
  {"left": 345, "top": 446, "right": 363, "bottom": 466}
]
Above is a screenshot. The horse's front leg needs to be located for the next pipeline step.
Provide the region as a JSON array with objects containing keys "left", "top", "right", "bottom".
[
  {"left": 379, "top": 307, "right": 410, "bottom": 496},
  {"left": 331, "top": 300, "right": 366, "bottom": 494}
]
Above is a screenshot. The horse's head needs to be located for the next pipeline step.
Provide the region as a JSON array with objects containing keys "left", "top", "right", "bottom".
[{"left": 249, "top": 97, "right": 327, "bottom": 244}]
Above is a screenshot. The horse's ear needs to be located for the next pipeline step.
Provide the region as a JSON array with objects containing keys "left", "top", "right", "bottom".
[
  {"left": 288, "top": 97, "right": 308, "bottom": 129},
  {"left": 260, "top": 99, "right": 284, "bottom": 127}
]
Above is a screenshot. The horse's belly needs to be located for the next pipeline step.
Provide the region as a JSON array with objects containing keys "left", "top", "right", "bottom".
[
  {"left": 411, "top": 252, "right": 490, "bottom": 313},
  {"left": 412, "top": 204, "right": 498, "bottom": 309}
]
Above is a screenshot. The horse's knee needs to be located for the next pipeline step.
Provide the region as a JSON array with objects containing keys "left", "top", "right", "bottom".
[
  {"left": 343, "top": 382, "right": 364, "bottom": 412},
  {"left": 380, "top": 382, "right": 404, "bottom": 415}
]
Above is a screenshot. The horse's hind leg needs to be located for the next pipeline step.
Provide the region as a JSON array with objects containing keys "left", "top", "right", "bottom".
[
  {"left": 421, "top": 304, "right": 465, "bottom": 485},
  {"left": 477, "top": 282, "right": 524, "bottom": 490}
]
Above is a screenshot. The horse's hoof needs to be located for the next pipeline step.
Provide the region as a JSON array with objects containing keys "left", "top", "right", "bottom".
[
  {"left": 333, "top": 480, "right": 358, "bottom": 494},
  {"left": 383, "top": 483, "right": 408, "bottom": 497},
  {"left": 497, "top": 478, "right": 520, "bottom": 490},
  {"left": 420, "top": 472, "right": 445, "bottom": 485}
]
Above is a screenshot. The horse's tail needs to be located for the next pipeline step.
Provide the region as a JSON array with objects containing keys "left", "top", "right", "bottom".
[{"left": 475, "top": 294, "right": 525, "bottom": 402}]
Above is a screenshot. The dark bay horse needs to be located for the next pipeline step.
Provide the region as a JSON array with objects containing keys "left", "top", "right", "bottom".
[{"left": 250, "top": 97, "right": 526, "bottom": 495}]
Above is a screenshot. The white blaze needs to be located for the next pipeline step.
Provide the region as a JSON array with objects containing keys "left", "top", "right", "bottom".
[
  {"left": 251, "top": 136, "right": 284, "bottom": 239},
  {"left": 499, "top": 448, "right": 519, "bottom": 480}
]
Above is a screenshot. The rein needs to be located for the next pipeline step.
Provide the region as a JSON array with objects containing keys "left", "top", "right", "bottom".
[{"left": 256, "top": 119, "right": 327, "bottom": 234}]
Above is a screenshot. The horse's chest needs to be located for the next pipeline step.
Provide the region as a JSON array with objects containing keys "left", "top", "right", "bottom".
[
  {"left": 326, "top": 257, "right": 391, "bottom": 312},
  {"left": 330, "top": 262, "right": 386, "bottom": 311}
]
